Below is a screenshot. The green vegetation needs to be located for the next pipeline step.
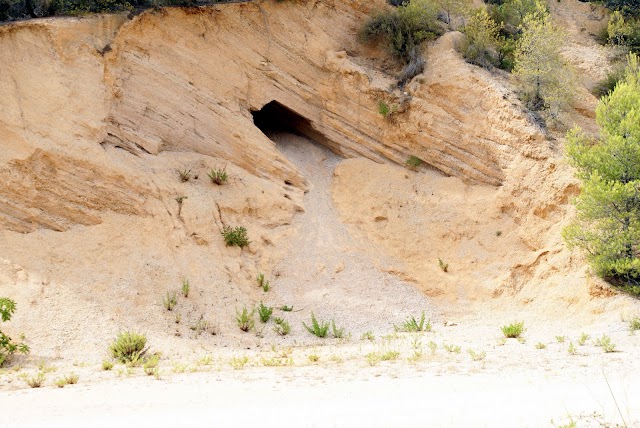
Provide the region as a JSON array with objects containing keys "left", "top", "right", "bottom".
[
  {"left": 564, "top": 54, "right": 640, "bottom": 293},
  {"left": 630, "top": 316, "right": 640, "bottom": 332},
  {"left": 181, "top": 278, "right": 190, "bottom": 298},
  {"left": 257, "top": 273, "right": 271, "bottom": 292},
  {"left": 361, "top": 331, "right": 375, "bottom": 341},
  {"left": 438, "top": 258, "right": 449, "bottom": 272},
  {"left": 221, "top": 226, "right": 250, "bottom": 248},
  {"left": 280, "top": 304, "right": 293, "bottom": 312},
  {"left": 567, "top": 342, "right": 577, "bottom": 355},
  {"left": 406, "top": 155, "right": 424, "bottom": 169},
  {"left": 257, "top": 302, "right": 273, "bottom": 323},
  {"left": 395, "top": 312, "right": 431, "bottom": 332},
  {"left": 109, "top": 331, "right": 148, "bottom": 364},
  {"left": 208, "top": 167, "right": 228, "bottom": 185},
  {"left": 578, "top": 332, "right": 590, "bottom": 345},
  {"left": 0, "top": 297, "right": 29, "bottom": 367},
  {"left": 55, "top": 373, "right": 78, "bottom": 388},
  {"left": 595, "top": 334, "right": 617, "bottom": 353},
  {"left": 101, "top": 360, "right": 114, "bottom": 371},
  {"left": 443, "top": 343, "right": 461, "bottom": 353},
  {"left": 163, "top": 291, "right": 177, "bottom": 311},
  {"left": 303, "top": 312, "right": 330, "bottom": 338},
  {"left": 235, "top": 307, "right": 255, "bottom": 332},
  {"left": 24, "top": 371, "right": 45, "bottom": 388},
  {"left": 535, "top": 342, "right": 546, "bottom": 349},
  {"left": 331, "top": 320, "right": 345, "bottom": 339},
  {"left": 462, "top": 8, "right": 501, "bottom": 68},
  {"left": 177, "top": 169, "right": 191, "bottom": 183},
  {"left": 467, "top": 349, "right": 486, "bottom": 361},
  {"left": 555, "top": 335, "right": 566, "bottom": 343},
  {"left": 501, "top": 321, "right": 525, "bottom": 338}
]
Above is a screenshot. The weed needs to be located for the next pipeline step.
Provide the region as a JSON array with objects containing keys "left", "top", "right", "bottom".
[
  {"left": 308, "top": 354, "right": 320, "bottom": 363},
  {"left": 331, "top": 320, "right": 344, "bottom": 339},
  {"left": 411, "top": 337, "right": 422, "bottom": 350},
  {"left": 55, "top": 373, "right": 79, "bottom": 388},
  {"left": 380, "top": 350, "right": 400, "bottom": 361},
  {"left": 236, "top": 307, "right": 255, "bottom": 332},
  {"left": 256, "top": 273, "right": 271, "bottom": 292},
  {"left": 221, "top": 226, "right": 250, "bottom": 248},
  {"left": 173, "top": 363, "right": 187, "bottom": 374},
  {"left": 443, "top": 343, "right": 461, "bottom": 354},
  {"left": 595, "top": 335, "right": 617, "bottom": 353},
  {"left": 408, "top": 349, "right": 423, "bottom": 363},
  {"left": 273, "top": 317, "right": 291, "bottom": 336},
  {"left": 501, "top": 321, "right": 525, "bottom": 338},
  {"left": 535, "top": 342, "right": 547, "bottom": 349},
  {"left": 428, "top": 341, "right": 437, "bottom": 355},
  {"left": 517, "top": 337, "right": 526, "bottom": 344},
  {"left": 208, "top": 167, "right": 228, "bottom": 185},
  {"left": 361, "top": 331, "right": 375, "bottom": 341},
  {"left": 556, "top": 335, "right": 566, "bottom": 343},
  {"left": 175, "top": 313, "right": 181, "bottom": 324},
  {"left": 197, "top": 355, "right": 213, "bottom": 366},
  {"left": 163, "top": 291, "right": 177, "bottom": 311},
  {"left": 378, "top": 100, "right": 391, "bottom": 118},
  {"left": 261, "top": 356, "right": 293, "bottom": 367},
  {"left": 280, "top": 304, "right": 293, "bottom": 312},
  {"left": 143, "top": 354, "right": 160, "bottom": 370},
  {"left": 366, "top": 352, "right": 380, "bottom": 366},
  {"left": 257, "top": 302, "right": 273, "bottom": 323},
  {"left": 145, "top": 366, "right": 159, "bottom": 377},
  {"left": 37, "top": 360, "right": 56, "bottom": 373},
  {"left": 109, "top": 332, "right": 148, "bottom": 364},
  {"left": 406, "top": 155, "right": 423, "bottom": 169},
  {"left": 230, "top": 355, "right": 249, "bottom": 370},
  {"left": 578, "top": 332, "right": 590, "bottom": 346},
  {"left": 438, "top": 258, "right": 449, "bottom": 272},
  {"left": 396, "top": 312, "right": 431, "bottom": 332},
  {"left": 181, "top": 278, "right": 190, "bottom": 298},
  {"left": 568, "top": 342, "right": 577, "bottom": 355},
  {"left": 468, "top": 349, "right": 486, "bottom": 361},
  {"left": 189, "top": 314, "right": 212, "bottom": 335},
  {"left": 101, "top": 360, "right": 114, "bottom": 371},
  {"left": 630, "top": 316, "right": 640, "bottom": 332},
  {"left": 496, "top": 230, "right": 503, "bottom": 237},
  {"left": 175, "top": 196, "right": 187, "bottom": 204},
  {"left": 177, "top": 169, "right": 191, "bottom": 182},
  {"left": 303, "top": 312, "right": 330, "bottom": 338},
  {"left": 24, "top": 371, "right": 45, "bottom": 388}
]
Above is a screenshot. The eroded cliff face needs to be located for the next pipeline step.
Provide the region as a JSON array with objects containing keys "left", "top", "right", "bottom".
[{"left": 0, "top": 0, "right": 630, "bottom": 360}]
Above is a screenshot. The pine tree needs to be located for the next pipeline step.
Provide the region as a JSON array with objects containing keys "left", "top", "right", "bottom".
[{"left": 564, "top": 54, "right": 640, "bottom": 291}]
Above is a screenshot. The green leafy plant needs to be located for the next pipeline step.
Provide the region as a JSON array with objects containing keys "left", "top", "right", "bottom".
[
  {"left": 257, "top": 273, "right": 271, "bottom": 292},
  {"left": 331, "top": 320, "right": 344, "bottom": 339},
  {"left": 109, "top": 331, "right": 148, "bottom": 364},
  {"left": 208, "top": 167, "right": 228, "bottom": 185},
  {"left": 443, "top": 343, "right": 461, "bottom": 353},
  {"left": 396, "top": 312, "right": 431, "bottom": 332},
  {"left": 280, "top": 304, "right": 293, "bottom": 312},
  {"left": 102, "top": 360, "right": 114, "bottom": 371},
  {"left": 406, "top": 155, "right": 423, "bottom": 169},
  {"left": 556, "top": 335, "right": 566, "bottom": 343},
  {"left": 630, "top": 316, "right": 640, "bottom": 332},
  {"left": 181, "top": 278, "right": 190, "bottom": 298},
  {"left": 468, "top": 349, "right": 486, "bottom": 361},
  {"left": 438, "top": 258, "right": 449, "bottom": 273},
  {"left": 273, "top": 317, "right": 291, "bottom": 336},
  {"left": 230, "top": 355, "right": 249, "bottom": 370},
  {"left": 55, "top": 373, "right": 78, "bottom": 388},
  {"left": 578, "top": 332, "right": 590, "bottom": 345},
  {"left": 236, "top": 307, "right": 255, "bottom": 332},
  {"left": 163, "top": 291, "right": 177, "bottom": 311},
  {"left": 221, "top": 226, "right": 250, "bottom": 248},
  {"left": 568, "top": 342, "right": 577, "bottom": 355},
  {"left": 303, "top": 312, "right": 330, "bottom": 338},
  {"left": 378, "top": 100, "right": 391, "bottom": 118},
  {"left": 501, "top": 321, "right": 525, "bottom": 338},
  {"left": 595, "top": 334, "right": 617, "bottom": 353},
  {"left": 257, "top": 302, "right": 273, "bottom": 323},
  {"left": 177, "top": 168, "right": 191, "bottom": 182},
  {"left": 0, "top": 297, "right": 30, "bottom": 367}
]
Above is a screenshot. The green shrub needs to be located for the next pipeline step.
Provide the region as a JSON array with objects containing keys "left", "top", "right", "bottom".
[
  {"left": 101, "top": 360, "right": 114, "bottom": 371},
  {"left": 221, "top": 226, "right": 250, "bottom": 248},
  {"left": 595, "top": 334, "right": 617, "bottom": 353},
  {"left": 396, "top": 312, "right": 431, "bottom": 332},
  {"left": 280, "top": 304, "right": 293, "bottom": 312},
  {"left": 24, "top": 371, "right": 45, "bottom": 388},
  {"left": 591, "top": 62, "right": 626, "bottom": 98},
  {"left": 109, "top": 332, "right": 148, "bottom": 364},
  {"left": 501, "top": 321, "right": 524, "bottom": 338},
  {"left": 236, "top": 307, "right": 255, "bottom": 332},
  {"left": 0, "top": 297, "right": 30, "bottom": 367},
  {"left": 163, "top": 291, "right": 177, "bottom": 311},
  {"left": 181, "top": 278, "right": 190, "bottom": 298},
  {"left": 406, "top": 155, "right": 423, "bottom": 169},
  {"left": 462, "top": 8, "right": 501, "bottom": 69},
  {"left": 331, "top": 320, "right": 345, "bottom": 338},
  {"left": 208, "top": 167, "right": 228, "bottom": 185},
  {"left": 177, "top": 169, "right": 191, "bottom": 182},
  {"left": 303, "top": 313, "right": 330, "bottom": 338},
  {"left": 273, "top": 317, "right": 291, "bottom": 336},
  {"left": 55, "top": 373, "right": 78, "bottom": 388},
  {"left": 257, "top": 302, "right": 273, "bottom": 323},
  {"left": 257, "top": 273, "right": 270, "bottom": 292}
]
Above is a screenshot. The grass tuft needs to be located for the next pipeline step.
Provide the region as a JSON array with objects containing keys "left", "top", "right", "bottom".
[
  {"left": 303, "top": 312, "right": 330, "bottom": 338},
  {"left": 501, "top": 321, "right": 525, "bottom": 338},
  {"left": 109, "top": 331, "right": 148, "bottom": 364},
  {"left": 235, "top": 307, "right": 255, "bottom": 332}
]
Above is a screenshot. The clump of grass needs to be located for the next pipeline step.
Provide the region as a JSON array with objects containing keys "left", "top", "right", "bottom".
[
  {"left": 443, "top": 343, "right": 461, "bottom": 354},
  {"left": 361, "top": 331, "right": 375, "bottom": 341},
  {"left": 24, "top": 371, "right": 45, "bottom": 388},
  {"left": 256, "top": 273, "right": 270, "bottom": 292},
  {"left": 55, "top": 373, "right": 79, "bottom": 388},
  {"left": 236, "top": 307, "right": 255, "bottom": 332},
  {"left": 406, "top": 155, "right": 423, "bottom": 169},
  {"left": 567, "top": 342, "right": 577, "bottom": 355},
  {"left": 377, "top": 100, "right": 392, "bottom": 118},
  {"left": 535, "top": 342, "right": 546, "bottom": 349},
  {"left": 208, "top": 167, "right": 228, "bottom": 185},
  {"left": 102, "top": 360, "right": 114, "bottom": 371},
  {"left": 501, "top": 321, "right": 525, "bottom": 338},
  {"left": 109, "top": 332, "right": 148, "bottom": 364},
  {"left": 595, "top": 334, "right": 616, "bottom": 353},
  {"left": 273, "top": 317, "right": 291, "bottom": 336},
  {"left": 578, "top": 332, "right": 590, "bottom": 346},
  {"left": 163, "top": 291, "right": 177, "bottom": 311},
  {"left": 257, "top": 302, "right": 273, "bottom": 323},
  {"left": 181, "top": 278, "right": 190, "bottom": 298},
  {"left": 331, "top": 320, "right": 344, "bottom": 339},
  {"left": 428, "top": 341, "right": 437, "bottom": 355},
  {"left": 308, "top": 354, "right": 320, "bottom": 363},
  {"left": 468, "top": 349, "right": 486, "bottom": 361},
  {"left": 177, "top": 169, "right": 191, "bottom": 182},
  {"left": 438, "top": 258, "right": 449, "bottom": 273},
  {"left": 303, "top": 312, "right": 330, "bottom": 338},
  {"left": 630, "top": 316, "right": 640, "bottom": 332},
  {"left": 366, "top": 352, "right": 381, "bottom": 366},
  {"left": 230, "top": 355, "right": 249, "bottom": 370},
  {"left": 396, "top": 312, "right": 431, "bottom": 332},
  {"left": 280, "top": 304, "right": 293, "bottom": 312},
  {"left": 221, "top": 226, "right": 250, "bottom": 248},
  {"left": 556, "top": 335, "right": 566, "bottom": 343}
]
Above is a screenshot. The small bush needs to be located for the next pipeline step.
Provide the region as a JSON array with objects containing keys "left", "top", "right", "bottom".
[
  {"left": 25, "top": 371, "right": 45, "bottom": 388},
  {"left": 361, "top": 331, "right": 375, "bottom": 341},
  {"left": 535, "top": 342, "right": 546, "bottom": 349},
  {"left": 467, "top": 349, "right": 486, "bottom": 361},
  {"left": 555, "top": 335, "right": 566, "bottom": 343},
  {"left": 406, "top": 155, "right": 423, "bottom": 169},
  {"left": 331, "top": 320, "right": 345, "bottom": 339},
  {"left": 501, "top": 321, "right": 524, "bottom": 338},
  {"left": 443, "top": 343, "right": 461, "bottom": 353},
  {"left": 308, "top": 354, "right": 320, "bottom": 363},
  {"left": 567, "top": 342, "right": 577, "bottom": 355},
  {"left": 55, "top": 373, "right": 78, "bottom": 388},
  {"left": 101, "top": 360, "right": 114, "bottom": 371},
  {"left": 396, "top": 312, "right": 431, "bottom": 332},
  {"left": 163, "top": 291, "right": 177, "bottom": 311},
  {"left": 0, "top": 297, "right": 30, "bottom": 367},
  {"left": 257, "top": 273, "right": 271, "bottom": 292},
  {"left": 109, "top": 332, "right": 148, "bottom": 364},
  {"left": 273, "top": 317, "right": 291, "bottom": 336},
  {"left": 177, "top": 169, "right": 191, "bottom": 182},
  {"left": 221, "top": 226, "right": 250, "bottom": 248},
  {"left": 578, "top": 332, "right": 590, "bottom": 345},
  {"left": 236, "top": 307, "right": 255, "bottom": 332},
  {"left": 230, "top": 355, "right": 249, "bottom": 370},
  {"left": 303, "top": 312, "right": 330, "bottom": 338},
  {"left": 438, "top": 258, "right": 448, "bottom": 272},
  {"left": 595, "top": 334, "right": 616, "bottom": 353},
  {"left": 630, "top": 317, "right": 640, "bottom": 332},
  {"left": 280, "top": 304, "right": 293, "bottom": 312},
  {"left": 181, "top": 278, "right": 190, "bottom": 298},
  {"left": 208, "top": 167, "right": 228, "bottom": 185},
  {"left": 257, "top": 302, "right": 273, "bottom": 323}
]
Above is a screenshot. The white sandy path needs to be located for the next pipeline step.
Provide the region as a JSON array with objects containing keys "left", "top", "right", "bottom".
[{"left": 2, "top": 369, "right": 638, "bottom": 427}]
